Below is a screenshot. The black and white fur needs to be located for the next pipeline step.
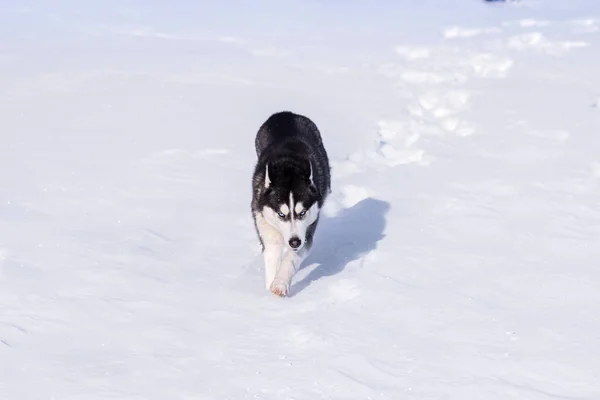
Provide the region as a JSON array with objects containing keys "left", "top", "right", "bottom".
[{"left": 251, "top": 111, "right": 331, "bottom": 297}]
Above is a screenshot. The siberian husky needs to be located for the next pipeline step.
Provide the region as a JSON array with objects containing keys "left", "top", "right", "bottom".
[{"left": 251, "top": 111, "right": 331, "bottom": 297}]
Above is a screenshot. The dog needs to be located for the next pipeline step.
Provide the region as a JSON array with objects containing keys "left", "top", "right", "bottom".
[{"left": 251, "top": 111, "right": 331, "bottom": 297}]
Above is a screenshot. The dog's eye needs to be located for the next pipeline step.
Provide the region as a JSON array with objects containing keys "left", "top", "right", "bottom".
[
  {"left": 298, "top": 210, "right": 307, "bottom": 217},
  {"left": 277, "top": 212, "right": 286, "bottom": 218}
]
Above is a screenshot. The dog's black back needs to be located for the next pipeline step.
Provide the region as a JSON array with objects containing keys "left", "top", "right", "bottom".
[{"left": 252, "top": 111, "right": 331, "bottom": 208}]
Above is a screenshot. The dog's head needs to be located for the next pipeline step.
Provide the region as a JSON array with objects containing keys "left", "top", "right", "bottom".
[{"left": 260, "top": 160, "right": 320, "bottom": 251}]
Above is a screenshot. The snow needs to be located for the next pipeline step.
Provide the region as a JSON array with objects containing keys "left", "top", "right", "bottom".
[{"left": 1, "top": 0, "right": 600, "bottom": 398}]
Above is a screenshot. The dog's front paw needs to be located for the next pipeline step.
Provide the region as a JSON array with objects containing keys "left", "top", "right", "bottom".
[{"left": 270, "top": 278, "right": 289, "bottom": 297}]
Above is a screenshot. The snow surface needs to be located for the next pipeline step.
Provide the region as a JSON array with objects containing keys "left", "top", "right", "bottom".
[{"left": 1, "top": 0, "right": 600, "bottom": 398}]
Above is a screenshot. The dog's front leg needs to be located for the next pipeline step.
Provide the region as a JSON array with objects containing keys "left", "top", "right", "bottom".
[
  {"left": 270, "top": 247, "right": 308, "bottom": 297},
  {"left": 263, "top": 241, "right": 283, "bottom": 290},
  {"left": 254, "top": 212, "right": 284, "bottom": 290}
]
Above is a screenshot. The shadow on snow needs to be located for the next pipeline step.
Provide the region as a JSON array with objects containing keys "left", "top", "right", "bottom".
[{"left": 291, "top": 197, "right": 390, "bottom": 296}]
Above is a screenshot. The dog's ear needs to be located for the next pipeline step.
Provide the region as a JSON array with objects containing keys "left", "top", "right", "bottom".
[
  {"left": 308, "top": 160, "right": 314, "bottom": 186},
  {"left": 265, "top": 163, "right": 271, "bottom": 188}
]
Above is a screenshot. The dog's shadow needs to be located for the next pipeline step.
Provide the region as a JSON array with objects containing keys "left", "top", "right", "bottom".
[{"left": 291, "top": 197, "right": 390, "bottom": 296}]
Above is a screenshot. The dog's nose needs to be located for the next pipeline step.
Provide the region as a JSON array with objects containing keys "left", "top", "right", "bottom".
[{"left": 289, "top": 237, "right": 301, "bottom": 249}]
